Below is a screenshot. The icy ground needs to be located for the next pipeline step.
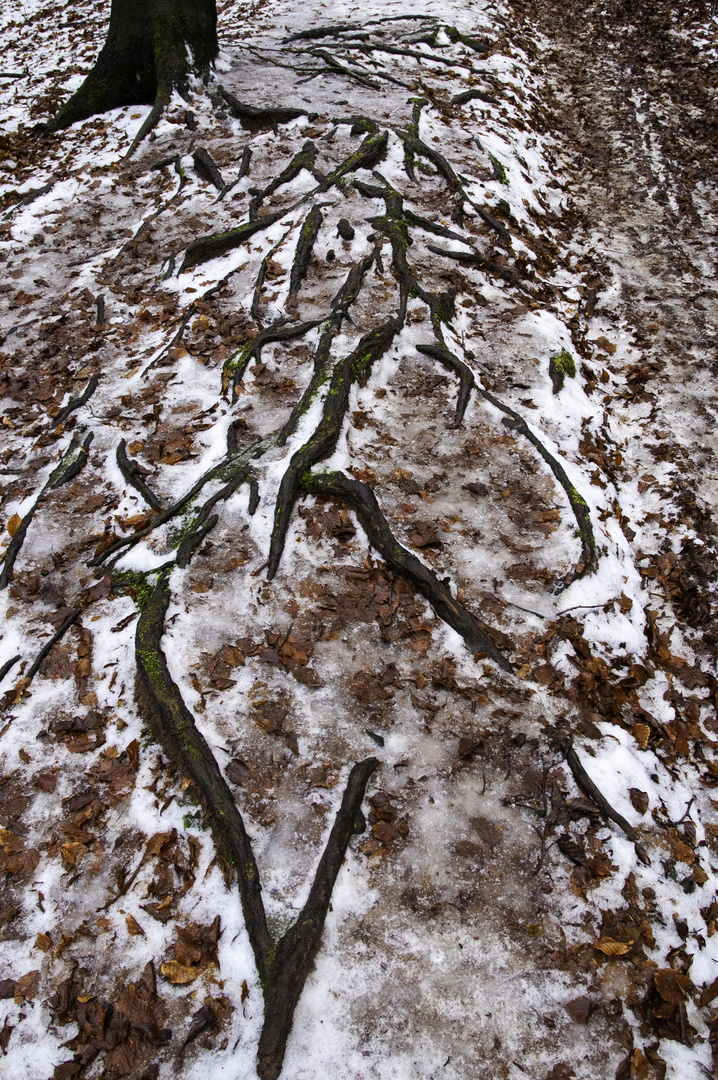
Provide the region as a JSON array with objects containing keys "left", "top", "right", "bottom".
[{"left": 0, "top": 0, "right": 717, "bottom": 1078}]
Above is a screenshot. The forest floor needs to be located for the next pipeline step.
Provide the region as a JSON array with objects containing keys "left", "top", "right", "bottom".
[{"left": 0, "top": 1, "right": 717, "bottom": 1079}]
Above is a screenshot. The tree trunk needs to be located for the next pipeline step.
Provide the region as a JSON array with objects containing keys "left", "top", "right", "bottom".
[{"left": 48, "top": 0, "right": 218, "bottom": 132}]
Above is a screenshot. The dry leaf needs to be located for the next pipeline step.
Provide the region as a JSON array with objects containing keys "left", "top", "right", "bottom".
[
  {"left": 60, "top": 841, "right": 87, "bottom": 870},
  {"left": 34, "top": 932, "right": 53, "bottom": 953},
  {"left": 0, "top": 829, "right": 24, "bottom": 855},
  {"left": 160, "top": 960, "right": 197, "bottom": 985},
  {"left": 125, "top": 913, "right": 146, "bottom": 937},
  {"left": 594, "top": 937, "right": 632, "bottom": 956},
  {"left": 633, "top": 723, "right": 650, "bottom": 750},
  {"left": 654, "top": 968, "right": 692, "bottom": 1005},
  {"left": 6, "top": 513, "right": 21, "bottom": 538},
  {"left": 14, "top": 970, "right": 40, "bottom": 1002}
]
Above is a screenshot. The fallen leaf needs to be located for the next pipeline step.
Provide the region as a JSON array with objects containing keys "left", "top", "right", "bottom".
[
  {"left": 700, "top": 976, "right": 718, "bottom": 1007},
  {"left": 0, "top": 829, "right": 24, "bottom": 855},
  {"left": 0, "top": 1015, "right": 13, "bottom": 1055},
  {"left": 564, "top": 995, "right": 592, "bottom": 1022},
  {"left": 14, "top": 969, "right": 40, "bottom": 1002},
  {"left": 629, "top": 788, "right": 649, "bottom": 815},
  {"left": 125, "top": 913, "right": 146, "bottom": 937},
  {"left": 34, "top": 932, "right": 53, "bottom": 953},
  {"left": 160, "top": 960, "right": 197, "bottom": 985},
  {"left": 594, "top": 937, "right": 632, "bottom": 956},
  {"left": 654, "top": 968, "right": 692, "bottom": 1005},
  {"left": 6, "top": 513, "right": 21, "bottom": 538}
]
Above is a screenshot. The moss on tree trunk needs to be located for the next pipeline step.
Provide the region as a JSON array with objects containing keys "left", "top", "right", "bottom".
[{"left": 48, "top": 0, "right": 218, "bottom": 132}]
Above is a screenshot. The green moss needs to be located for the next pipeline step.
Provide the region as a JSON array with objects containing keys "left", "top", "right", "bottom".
[
  {"left": 137, "top": 643, "right": 164, "bottom": 682},
  {"left": 549, "top": 348, "right": 576, "bottom": 394},
  {"left": 554, "top": 349, "right": 576, "bottom": 378},
  {"left": 568, "top": 482, "right": 587, "bottom": 508},
  {"left": 166, "top": 502, "right": 200, "bottom": 550},
  {"left": 489, "top": 154, "right": 509, "bottom": 185},
  {"left": 182, "top": 809, "right": 208, "bottom": 832},
  {"left": 113, "top": 569, "right": 155, "bottom": 611}
]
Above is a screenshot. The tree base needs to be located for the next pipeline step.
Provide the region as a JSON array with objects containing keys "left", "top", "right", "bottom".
[{"left": 46, "top": 0, "right": 218, "bottom": 132}]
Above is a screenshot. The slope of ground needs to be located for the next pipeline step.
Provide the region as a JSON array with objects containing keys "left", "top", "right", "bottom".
[{"left": 0, "top": 2, "right": 716, "bottom": 1079}]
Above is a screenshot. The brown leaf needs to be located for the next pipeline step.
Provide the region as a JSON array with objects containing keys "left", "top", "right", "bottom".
[
  {"left": 629, "top": 788, "right": 649, "bottom": 815},
  {"left": 144, "top": 831, "right": 175, "bottom": 858},
  {"left": 126, "top": 739, "right": 140, "bottom": 771},
  {"left": 667, "top": 830, "right": 695, "bottom": 865},
  {"left": 458, "top": 737, "right": 480, "bottom": 759},
  {"left": 654, "top": 968, "right": 692, "bottom": 1005},
  {"left": 34, "top": 770, "right": 58, "bottom": 793},
  {"left": 292, "top": 665, "right": 321, "bottom": 686},
  {"left": 545, "top": 1067, "right": 576, "bottom": 1080},
  {"left": 699, "top": 976, "right": 718, "bottom": 1007},
  {"left": 594, "top": 937, "right": 632, "bottom": 956},
  {"left": 160, "top": 960, "right": 197, "bottom": 985},
  {"left": 14, "top": 969, "right": 40, "bottom": 1002},
  {"left": 372, "top": 820, "right": 401, "bottom": 844},
  {"left": 125, "top": 913, "right": 146, "bottom": 937},
  {"left": 61, "top": 841, "right": 88, "bottom": 871},
  {"left": 83, "top": 576, "right": 112, "bottom": 603},
  {"left": 0, "top": 1015, "right": 13, "bottom": 1055},
  {"left": 173, "top": 916, "right": 220, "bottom": 969},
  {"left": 104, "top": 1039, "right": 142, "bottom": 1076},
  {"left": 6, "top": 513, "right": 21, "bottom": 538},
  {"left": 34, "top": 932, "right": 53, "bottom": 953},
  {"left": 0, "top": 829, "right": 24, "bottom": 855},
  {"left": 140, "top": 900, "right": 174, "bottom": 924},
  {"left": 558, "top": 835, "right": 589, "bottom": 867},
  {"left": 226, "top": 759, "right": 251, "bottom": 785},
  {"left": 348, "top": 670, "right": 393, "bottom": 703},
  {"left": 564, "top": 995, "right": 592, "bottom": 1022}
]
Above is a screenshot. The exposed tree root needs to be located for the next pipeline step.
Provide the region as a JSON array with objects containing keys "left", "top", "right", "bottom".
[
  {"left": 54, "top": 374, "right": 101, "bottom": 429},
  {"left": 135, "top": 573, "right": 378, "bottom": 1080},
  {"left": 416, "top": 341, "right": 596, "bottom": 582},
  {"left": 0, "top": 655, "right": 20, "bottom": 685},
  {"left": 180, "top": 210, "right": 287, "bottom": 273},
  {"left": 268, "top": 315, "right": 403, "bottom": 580},
  {"left": 289, "top": 206, "right": 324, "bottom": 295},
  {"left": 116, "top": 439, "right": 166, "bottom": 512},
  {"left": 416, "top": 342, "right": 474, "bottom": 425},
  {"left": 1, "top": 607, "right": 80, "bottom": 713},
  {"left": 250, "top": 141, "right": 319, "bottom": 220},
  {"left": 0, "top": 433, "right": 93, "bottom": 589},
  {"left": 304, "top": 470, "right": 513, "bottom": 671},
  {"left": 307, "top": 48, "right": 382, "bottom": 90},
  {"left": 278, "top": 250, "right": 378, "bottom": 445},
  {"left": 222, "top": 320, "right": 321, "bottom": 402},
  {"left": 192, "top": 147, "right": 225, "bottom": 192},
  {"left": 566, "top": 742, "right": 638, "bottom": 844},
  {"left": 452, "top": 87, "right": 501, "bottom": 106},
  {"left": 214, "top": 86, "right": 309, "bottom": 133},
  {"left": 26, "top": 606, "right": 81, "bottom": 681},
  {"left": 478, "top": 386, "right": 596, "bottom": 582}
]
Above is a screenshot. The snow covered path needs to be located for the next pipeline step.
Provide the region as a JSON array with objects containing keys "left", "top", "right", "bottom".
[{"left": 0, "top": 2, "right": 717, "bottom": 1079}]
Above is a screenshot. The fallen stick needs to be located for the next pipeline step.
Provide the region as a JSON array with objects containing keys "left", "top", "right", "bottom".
[{"left": 566, "top": 742, "right": 638, "bottom": 843}]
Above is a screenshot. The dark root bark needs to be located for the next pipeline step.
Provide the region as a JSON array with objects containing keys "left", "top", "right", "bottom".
[{"left": 46, "top": 0, "right": 218, "bottom": 134}]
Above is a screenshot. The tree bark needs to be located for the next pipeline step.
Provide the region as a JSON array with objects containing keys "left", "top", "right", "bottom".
[{"left": 48, "top": 0, "right": 218, "bottom": 132}]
